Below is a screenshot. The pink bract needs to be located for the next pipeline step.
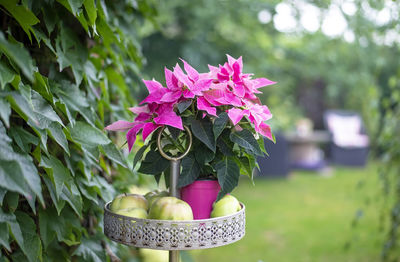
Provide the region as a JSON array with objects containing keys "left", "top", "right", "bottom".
[{"left": 105, "top": 55, "right": 276, "bottom": 151}]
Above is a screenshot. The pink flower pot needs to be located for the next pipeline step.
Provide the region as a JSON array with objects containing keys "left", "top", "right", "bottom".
[{"left": 180, "top": 180, "right": 221, "bottom": 220}]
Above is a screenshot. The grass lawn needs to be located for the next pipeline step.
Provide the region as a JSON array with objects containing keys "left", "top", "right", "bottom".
[{"left": 191, "top": 164, "right": 389, "bottom": 262}]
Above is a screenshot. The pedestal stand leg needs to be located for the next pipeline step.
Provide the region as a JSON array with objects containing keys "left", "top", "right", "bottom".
[{"left": 169, "top": 160, "right": 180, "bottom": 262}]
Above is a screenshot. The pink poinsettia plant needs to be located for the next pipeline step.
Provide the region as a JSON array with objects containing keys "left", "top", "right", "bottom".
[{"left": 106, "top": 55, "right": 276, "bottom": 199}]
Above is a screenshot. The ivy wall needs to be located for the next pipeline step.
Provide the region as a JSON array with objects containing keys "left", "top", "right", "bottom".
[{"left": 0, "top": 0, "right": 156, "bottom": 261}]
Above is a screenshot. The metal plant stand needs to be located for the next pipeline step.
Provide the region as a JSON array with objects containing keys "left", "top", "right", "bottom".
[{"left": 104, "top": 126, "right": 246, "bottom": 262}]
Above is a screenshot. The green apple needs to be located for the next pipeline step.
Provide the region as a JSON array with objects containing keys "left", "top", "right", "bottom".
[
  {"left": 110, "top": 193, "right": 148, "bottom": 212},
  {"left": 145, "top": 190, "right": 169, "bottom": 210},
  {"left": 139, "top": 249, "right": 169, "bottom": 262},
  {"left": 210, "top": 194, "right": 241, "bottom": 218},
  {"left": 148, "top": 197, "right": 193, "bottom": 220},
  {"left": 115, "top": 207, "right": 147, "bottom": 219}
]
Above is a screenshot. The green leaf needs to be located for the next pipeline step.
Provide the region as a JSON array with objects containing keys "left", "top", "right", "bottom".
[
  {"left": 0, "top": 98, "right": 11, "bottom": 128},
  {"left": 0, "top": 187, "right": 6, "bottom": 204},
  {"left": 215, "top": 158, "right": 240, "bottom": 201},
  {"left": 56, "top": 0, "right": 85, "bottom": 16},
  {"left": 69, "top": 121, "right": 110, "bottom": 146},
  {"left": 100, "top": 143, "right": 127, "bottom": 168},
  {"left": 216, "top": 130, "right": 234, "bottom": 156},
  {"left": 40, "top": 155, "right": 73, "bottom": 200},
  {"left": 191, "top": 117, "right": 216, "bottom": 152},
  {"left": 0, "top": 0, "right": 40, "bottom": 42},
  {"left": 194, "top": 142, "right": 215, "bottom": 164},
  {"left": 0, "top": 60, "right": 15, "bottom": 90},
  {"left": 47, "top": 122, "right": 70, "bottom": 155},
  {"left": 72, "top": 237, "right": 106, "bottom": 262},
  {"left": 177, "top": 100, "right": 192, "bottom": 113},
  {"left": 0, "top": 132, "right": 43, "bottom": 205},
  {"left": 9, "top": 126, "right": 39, "bottom": 153},
  {"left": 213, "top": 112, "right": 228, "bottom": 140},
  {"left": 0, "top": 209, "right": 23, "bottom": 258},
  {"left": 0, "top": 222, "right": 10, "bottom": 251},
  {"left": 15, "top": 212, "right": 42, "bottom": 262},
  {"left": 230, "top": 129, "right": 263, "bottom": 156},
  {"left": 42, "top": 176, "right": 66, "bottom": 215},
  {"left": 96, "top": 16, "right": 117, "bottom": 47},
  {"left": 83, "top": 0, "right": 97, "bottom": 26},
  {"left": 133, "top": 144, "right": 149, "bottom": 169},
  {"left": 60, "top": 183, "right": 82, "bottom": 218},
  {"left": 178, "top": 153, "right": 201, "bottom": 188},
  {"left": 138, "top": 150, "right": 169, "bottom": 175},
  {"left": 0, "top": 32, "right": 34, "bottom": 81},
  {"left": 5, "top": 191, "right": 19, "bottom": 212}
]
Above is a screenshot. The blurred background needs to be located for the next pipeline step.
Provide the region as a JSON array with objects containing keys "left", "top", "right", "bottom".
[{"left": 124, "top": 0, "right": 400, "bottom": 261}]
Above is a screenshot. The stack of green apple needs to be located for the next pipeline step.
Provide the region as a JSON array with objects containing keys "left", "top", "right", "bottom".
[
  {"left": 109, "top": 192, "right": 242, "bottom": 221},
  {"left": 109, "top": 191, "right": 194, "bottom": 221}
]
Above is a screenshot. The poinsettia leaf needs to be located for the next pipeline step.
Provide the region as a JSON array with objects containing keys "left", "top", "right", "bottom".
[
  {"left": 177, "top": 100, "right": 192, "bottom": 113},
  {"left": 191, "top": 117, "right": 216, "bottom": 152},
  {"left": 215, "top": 158, "right": 240, "bottom": 201},
  {"left": 213, "top": 112, "right": 228, "bottom": 140},
  {"left": 230, "top": 129, "right": 263, "bottom": 156},
  {"left": 178, "top": 153, "right": 200, "bottom": 188},
  {"left": 133, "top": 144, "right": 149, "bottom": 169},
  {"left": 138, "top": 150, "right": 169, "bottom": 175},
  {"left": 194, "top": 142, "right": 215, "bottom": 164},
  {"left": 217, "top": 130, "right": 234, "bottom": 156}
]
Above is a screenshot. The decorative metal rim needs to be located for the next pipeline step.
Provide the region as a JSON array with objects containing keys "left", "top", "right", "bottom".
[
  {"left": 103, "top": 201, "right": 246, "bottom": 250},
  {"left": 157, "top": 125, "right": 192, "bottom": 161}
]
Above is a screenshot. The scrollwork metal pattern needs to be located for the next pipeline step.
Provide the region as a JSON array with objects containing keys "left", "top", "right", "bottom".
[{"left": 104, "top": 203, "right": 245, "bottom": 250}]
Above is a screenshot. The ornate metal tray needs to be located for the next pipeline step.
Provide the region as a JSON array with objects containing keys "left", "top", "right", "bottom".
[{"left": 103, "top": 202, "right": 246, "bottom": 250}]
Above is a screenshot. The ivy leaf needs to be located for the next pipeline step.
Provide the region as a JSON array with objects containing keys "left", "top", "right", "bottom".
[
  {"left": 215, "top": 158, "right": 240, "bottom": 201},
  {"left": 47, "top": 122, "right": 70, "bottom": 155},
  {"left": 0, "top": 0, "right": 40, "bottom": 42},
  {"left": 60, "top": 183, "right": 82, "bottom": 218},
  {"left": 138, "top": 150, "right": 169, "bottom": 175},
  {"left": 0, "top": 222, "right": 10, "bottom": 251},
  {"left": 72, "top": 237, "right": 106, "bottom": 262},
  {"left": 0, "top": 209, "right": 24, "bottom": 258},
  {"left": 230, "top": 129, "right": 263, "bottom": 156},
  {"left": 0, "top": 187, "right": 6, "bottom": 204},
  {"left": 9, "top": 126, "right": 39, "bottom": 153},
  {"left": 15, "top": 211, "right": 42, "bottom": 262},
  {"left": 83, "top": 0, "right": 97, "bottom": 26},
  {"left": 69, "top": 121, "right": 110, "bottom": 146},
  {"left": 100, "top": 143, "right": 127, "bottom": 168},
  {"left": 0, "top": 32, "right": 34, "bottom": 81},
  {"left": 56, "top": 0, "right": 85, "bottom": 16},
  {"left": 178, "top": 153, "right": 201, "bottom": 188},
  {"left": 191, "top": 117, "right": 216, "bottom": 152},
  {"left": 40, "top": 155, "right": 73, "bottom": 200},
  {"left": 0, "top": 97, "right": 11, "bottom": 128},
  {"left": 0, "top": 128, "right": 44, "bottom": 206},
  {"left": 42, "top": 176, "right": 66, "bottom": 215},
  {"left": 0, "top": 60, "right": 15, "bottom": 90},
  {"left": 213, "top": 112, "right": 228, "bottom": 140}
]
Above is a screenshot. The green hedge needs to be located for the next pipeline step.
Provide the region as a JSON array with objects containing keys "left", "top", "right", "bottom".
[{"left": 0, "top": 0, "right": 156, "bottom": 261}]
